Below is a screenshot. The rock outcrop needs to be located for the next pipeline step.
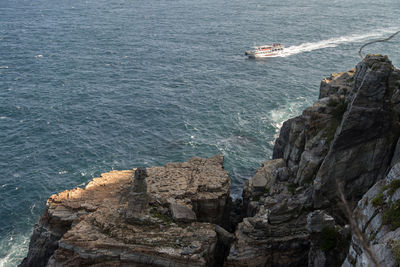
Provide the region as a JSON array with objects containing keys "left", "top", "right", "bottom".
[
  {"left": 342, "top": 162, "right": 400, "bottom": 266},
  {"left": 20, "top": 155, "right": 231, "bottom": 266},
  {"left": 226, "top": 55, "right": 400, "bottom": 266},
  {"left": 21, "top": 55, "right": 400, "bottom": 267}
]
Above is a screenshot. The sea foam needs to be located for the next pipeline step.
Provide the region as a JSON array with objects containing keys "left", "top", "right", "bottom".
[{"left": 279, "top": 28, "right": 399, "bottom": 57}]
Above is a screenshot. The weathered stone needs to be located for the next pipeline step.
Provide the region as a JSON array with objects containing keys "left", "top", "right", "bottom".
[
  {"left": 244, "top": 158, "right": 285, "bottom": 195},
  {"left": 343, "top": 161, "right": 400, "bottom": 266},
  {"left": 215, "top": 225, "right": 234, "bottom": 245},
  {"left": 273, "top": 118, "right": 294, "bottom": 159},
  {"left": 22, "top": 55, "right": 400, "bottom": 267},
  {"left": 314, "top": 55, "right": 400, "bottom": 212},
  {"left": 170, "top": 202, "right": 197, "bottom": 222},
  {"left": 319, "top": 69, "right": 355, "bottom": 99},
  {"left": 124, "top": 167, "right": 150, "bottom": 224},
  {"left": 306, "top": 210, "right": 335, "bottom": 233},
  {"left": 20, "top": 156, "right": 230, "bottom": 267},
  {"left": 227, "top": 55, "right": 400, "bottom": 267}
]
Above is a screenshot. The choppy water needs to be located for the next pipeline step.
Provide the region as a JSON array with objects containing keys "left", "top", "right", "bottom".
[{"left": 0, "top": 0, "right": 399, "bottom": 265}]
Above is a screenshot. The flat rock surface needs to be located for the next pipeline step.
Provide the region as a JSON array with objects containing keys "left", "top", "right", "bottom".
[{"left": 21, "top": 155, "right": 230, "bottom": 267}]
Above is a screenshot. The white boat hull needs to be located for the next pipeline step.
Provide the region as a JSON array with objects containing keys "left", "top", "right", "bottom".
[
  {"left": 245, "top": 43, "right": 285, "bottom": 59},
  {"left": 246, "top": 51, "right": 283, "bottom": 58}
]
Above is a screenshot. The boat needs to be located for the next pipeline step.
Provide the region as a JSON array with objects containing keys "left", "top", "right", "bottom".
[{"left": 245, "top": 43, "right": 284, "bottom": 58}]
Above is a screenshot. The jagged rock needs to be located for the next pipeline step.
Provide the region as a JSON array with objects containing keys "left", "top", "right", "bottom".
[
  {"left": 319, "top": 69, "right": 355, "bottom": 99},
  {"left": 342, "top": 161, "right": 400, "bottom": 267},
  {"left": 227, "top": 55, "right": 400, "bottom": 267},
  {"left": 124, "top": 167, "right": 150, "bottom": 224},
  {"left": 215, "top": 225, "right": 235, "bottom": 246},
  {"left": 273, "top": 118, "right": 294, "bottom": 159},
  {"left": 314, "top": 55, "right": 400, "bottom": 213},
  {"left": 22, "top": 55, "right": 400, "bottom": 267},
  {"left": 243, "top": 158, "right": 285, "bottom": 198},
  {"left": 20, "top": 156, "right": 230, "bottom": 267}
]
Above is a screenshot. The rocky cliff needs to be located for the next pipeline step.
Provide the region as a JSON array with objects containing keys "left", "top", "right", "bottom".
[
  {"left": 20, "top": 156, "right": 231, "bottom": 266},
  {"left": 21, "top": 55, "right": 400, "bottom": 267},
  {"left": 226, "top": 55, "right": 400, "bottom": 266}
]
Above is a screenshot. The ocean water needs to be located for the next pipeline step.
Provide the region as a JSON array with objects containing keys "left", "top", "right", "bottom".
[{"left": 0, "top": 0, "right": 399, "bottom": 265}]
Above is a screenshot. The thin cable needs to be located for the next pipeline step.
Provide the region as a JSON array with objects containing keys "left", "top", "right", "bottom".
[{"left": 359, "top": 30, "right": 400, "bottom": 59}]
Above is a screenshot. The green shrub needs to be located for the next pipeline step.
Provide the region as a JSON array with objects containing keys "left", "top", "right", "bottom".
[
  {"left": 371, "top": 192, "right": 385, "bottom": 207},
  {"left": 383, "top": 180, "right": 400, "bottom": 196},
  {"left": 332, "top": 100, "right": 348, "bottom": 121},
  {"left": 382, "top": 200, "right": 400, "bottom": 230}
]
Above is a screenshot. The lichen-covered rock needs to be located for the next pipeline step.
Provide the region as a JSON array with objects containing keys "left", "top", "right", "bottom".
[{"left": 20, "top": 155, "right": 230, "bottom": 267}]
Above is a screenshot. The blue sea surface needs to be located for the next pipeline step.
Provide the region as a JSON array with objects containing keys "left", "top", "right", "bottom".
[{"left": 0, "top": 0, "right": 399, "bottom": 265}]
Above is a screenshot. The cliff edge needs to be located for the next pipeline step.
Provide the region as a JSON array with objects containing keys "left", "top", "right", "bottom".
[
  {"left": 226, "top": 55, "right": 400, "bottom": 266},
  {"left": 20, "top": 155, "right": 231, "bottom": 266},
  {"left": 21, "top": 55, "right": 400, "bottom": 266}
]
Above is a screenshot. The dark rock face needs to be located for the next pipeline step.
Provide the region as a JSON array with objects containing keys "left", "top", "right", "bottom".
[
  {"left": 343, "top": 162, "right": 400, "bottom": 266},
  {"left": 19, "top": 210, "right": 72, "bottom": 267},
  {"left": 124, "top": 167, "right": 149, "bottom": 224},
  {"left": 314, "top": 56, "right": 400, "bottom": 212},
  {"left": 226, "top": 55, "right": 400, "bottom": 266}
]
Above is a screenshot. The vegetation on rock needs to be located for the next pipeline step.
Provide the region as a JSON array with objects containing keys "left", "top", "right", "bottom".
[
  {"left": 382, "top": 200, "right": 400, "bottom": 230},
  {"left": 371, "top": 192, "right": 385, "bottom": 207},
  {"left": 383, "top": 180, "right": 400, "bottom": 196}
]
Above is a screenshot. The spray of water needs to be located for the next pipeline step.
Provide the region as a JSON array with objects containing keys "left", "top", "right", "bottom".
[{"left": 274, "top": 28, "right": 399, "bottom": 57}]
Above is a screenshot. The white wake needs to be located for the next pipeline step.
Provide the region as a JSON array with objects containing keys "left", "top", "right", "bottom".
[{"left": 276, "top": 28, "right": 399, "bottom": 57}]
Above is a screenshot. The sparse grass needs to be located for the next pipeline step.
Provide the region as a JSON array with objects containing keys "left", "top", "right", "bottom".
[
  {"left": 382, "top": 200, "right": 400, "bottom": 230},
  {"left": 152, "top": 211, "right": 172, "bottom": 224},
  {"left": 371, "top": 192, "right": 385, "bottom": 207},
  {"left": 392, "top": 240, "right": 400, "bottom": 265},
  {"left": 324, "top": 120, "right": 339, "bottom": 145},
  {"left": 369, "top": 224, "right": 383, "bottom": 242},
  {"left": 323, "top": 99, "right": 348, "bottom": 145},
  {"left": 383, "top": 180, "right": 400, "bottom": 196},
  {"left": 332, "top": 100, "right": 348, "bottom": 121}
]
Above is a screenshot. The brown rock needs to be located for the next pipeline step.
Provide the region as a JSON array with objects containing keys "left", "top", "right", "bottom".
[{"left": 20, "top": 156, "right": 230, "bottom": 267}]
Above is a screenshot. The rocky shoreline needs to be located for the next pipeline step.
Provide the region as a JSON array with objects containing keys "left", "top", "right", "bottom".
[{"left": 20, "top": 55, "right": 400, "bottom": 266}]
